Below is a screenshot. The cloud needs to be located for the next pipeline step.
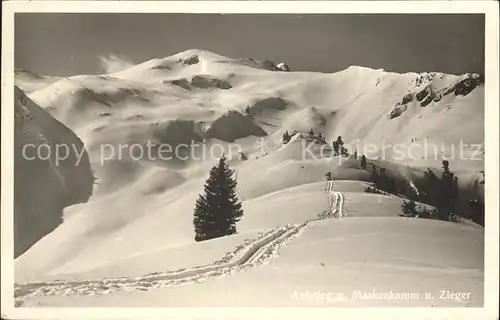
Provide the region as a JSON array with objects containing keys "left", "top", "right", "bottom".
[{"left": 98, "top": 53, "right": 134, "bottom": 73}]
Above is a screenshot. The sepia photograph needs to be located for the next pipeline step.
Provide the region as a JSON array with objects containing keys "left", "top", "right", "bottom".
[{"left": 2, "top": 1, "right": 499, "bottom": 319}]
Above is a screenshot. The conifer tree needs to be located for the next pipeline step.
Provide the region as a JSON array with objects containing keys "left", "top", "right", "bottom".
[
  {"left": 333, "top": 136, "right": 344, "bottom": 155},
  {"left": 193, "top": 155, "right": 244, "bottom": 242},
  {"left": 282, "top": 130, "right": 291, "bottom": 144},
  {"left": 341, "top": 146, "right": 349, "bottom": 156},
  {"left": 325, "top": 172, "right": 332, "bottom": 181},
  {"left": 437, "top": 160, "right": 457, "bottom": 221},
  {"left": 376, "top": 167, "right": 388, "bottom": 191},
  {"left": 371, "top": 164, "right": 379, "bottom": 185},
  {"left": 360, "top": 155, "right": 367, "bottom": 170},
  {"left": 401, "top": 199, "right": 418, "bottom": 217},
  {"left": 239, "top": 152, "right": 248, "bottom": 160},
  {"left": 423, "top": 168, "right": 439, "bottom": 204}
]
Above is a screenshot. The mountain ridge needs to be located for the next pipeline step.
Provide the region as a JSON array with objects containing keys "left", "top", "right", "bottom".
[{"left": 14, "top": 49, "right": 484, "bottom": 299}]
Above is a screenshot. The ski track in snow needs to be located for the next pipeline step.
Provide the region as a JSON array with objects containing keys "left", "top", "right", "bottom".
[
  {"left": 15, "top": 183, "right": 344, "bottom": 302},
  {"left": 318, "top": 181, "right": 344, "bottom": 219}
]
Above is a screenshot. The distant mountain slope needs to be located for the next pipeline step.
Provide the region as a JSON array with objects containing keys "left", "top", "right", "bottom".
[
  {"left": 25, "top": 49, "right": 484, "bottom": 167},
  {"left": 15, "top": 69, "right": 61, "bottom": 93}
]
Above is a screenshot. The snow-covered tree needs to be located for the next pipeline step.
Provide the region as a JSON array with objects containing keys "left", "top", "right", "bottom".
[
  {"left": 193, "top": 155, "right": 244, "bottom": 242},
  {"left": 400, "top": 199, "right": 418, "bottom": 217},
  {"left": 333, "top": 136, "right": 344, "bottom": 155}
]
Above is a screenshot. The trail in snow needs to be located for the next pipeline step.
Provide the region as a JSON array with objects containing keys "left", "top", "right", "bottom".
[
  {"left": 16, "top": 223, "right": 309, "bottom": 300},
  {"left": 318, "top": 181, "right": 344, "bottom": 219},
  {"left": 15, "top": 183, "right": 344, "bottom": 301}
]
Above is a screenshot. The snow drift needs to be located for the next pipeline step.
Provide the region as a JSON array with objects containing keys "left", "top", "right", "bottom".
[
  {"left": 14, "top": 69, "right": 61, "bottom": 93},
  {"left": 14, "top": 86, "right": 94, "bottom": 257}
]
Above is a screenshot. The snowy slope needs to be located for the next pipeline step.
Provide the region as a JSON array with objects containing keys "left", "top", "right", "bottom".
[
  {"left": 14, "top": 86, "right": 94, "bottom": 257},
  {"left": 17, "top": 194, "right": 483, "bottom": 308},
  {"left": 14, "top": 49, "right": 484, "bottom": 306},
  {"left": 15, "top": 69, "right": 61, "bottom": 93}
]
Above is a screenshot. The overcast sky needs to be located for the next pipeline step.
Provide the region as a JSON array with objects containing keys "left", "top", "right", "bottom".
[{"left": 15, "top": 14, "right": 484, "bottom": 77}]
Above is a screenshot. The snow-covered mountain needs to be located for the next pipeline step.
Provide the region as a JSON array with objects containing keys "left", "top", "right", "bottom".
[
  {"left": 15, "top": 69, "right": 61, "bottom": 93},
  {"left": 14, "top": 49, "right": 484, "bottom": 307}
]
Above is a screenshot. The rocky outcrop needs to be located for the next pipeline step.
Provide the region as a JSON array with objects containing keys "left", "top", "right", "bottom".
[
  {"left": 168, "top": 79, "right": 192, "bottom": 91},
  {"left": 454, "top": 75, "right": 482, "bottom": 96},
  {"left": 389, "top": 104, "right": 408, "bottom": 119},
  {"left": 420, "top": 91, "right": 436, "bottom": 107},
  {"left": 413, "top": 72, "right": 437, "bottom": 87},
  {"left": 414, "top": 85, "right": 436, "bottom": 107},
  {"left": 276, "top": 63, "right": 290, "bottom": 72},
  {"left": 152, "top": 64, "right": 172, "bottom": 70},
  {"left": 401, "top": 93, "right": 413, "bottom": 104},
  {"left": 232, "top": 58, "right": 286, "bottom": 72},
  {"left": 389, "top": 72, "right": 483, "bottom": 119},
  {"left": 191, "top": 75, "right": 232, "bottom": 90},
  {"left": 178, "top": 55, "right": 200, "bottom": 66},
  {"left": 259, "top": 60, "right": 280, "bottom": 71},
  {"left": 416, "top": 86, "right": 431, "bottom": 102},
  {"left": 166, "top": 76, "right": 232, "bottom": 90}
]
